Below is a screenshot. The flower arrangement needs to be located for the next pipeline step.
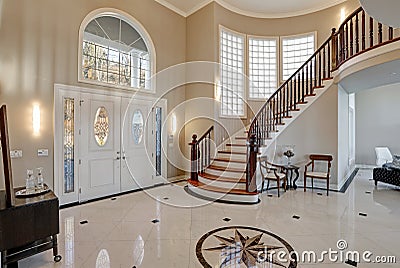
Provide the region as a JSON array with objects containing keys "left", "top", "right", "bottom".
[
  {"left": 283, "top": 149, "right": 295, "bottom": 165},
  {"left": 283, "top": 149, "right": 294, "bottom": 158}
]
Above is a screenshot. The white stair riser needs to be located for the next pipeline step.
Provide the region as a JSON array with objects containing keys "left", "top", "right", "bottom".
[
  {"left": 188, "top": 184, "right": 259, "bottom": 204},
  {"left": 225, "top": 146, "right": 247, "bottom": 153},
  {"left": 206, "top": 169, "right": 245, "bottom": 179},
  {"left": 211, "top": 161, "right": 246, "bottom": 170},
  {"left": 199, "top": 176, "right": 246, "bottom": 190},
  {"left": 217, "top": 153, "right": 247, "bottom": 161}
]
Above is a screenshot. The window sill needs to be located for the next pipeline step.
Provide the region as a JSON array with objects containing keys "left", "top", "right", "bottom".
[{"left": 77, "top": 78, "right": 156, "bottom": 94}]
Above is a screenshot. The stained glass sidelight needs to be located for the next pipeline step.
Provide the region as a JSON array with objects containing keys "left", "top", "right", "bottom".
[
  {"left": 94, "top": 107, "right": 110, "bottom": 147},
  {"left": 63, "top": 98, "right": 75, "bottom": 193},
  {"left": 155, "top": 107, "right": 162, "bottom": 176},
  {"left": 132, "top": 110, "right": 144, "bottom": 145}
]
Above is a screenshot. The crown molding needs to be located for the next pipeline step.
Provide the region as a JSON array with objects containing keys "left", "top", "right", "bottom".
[
  {"left": 156, "top": 0, "right": 348, "bottom": 18},
  {"left": 154, "top": 0, "right": 187, "bottom": 17},
  {"left": 215, "top": 0, "right": 348, "bottom": 18}
]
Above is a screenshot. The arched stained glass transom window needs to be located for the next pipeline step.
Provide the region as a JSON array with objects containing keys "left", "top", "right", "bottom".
[{"left": 79, "top": 9, "right": 155, "bottom": 91}]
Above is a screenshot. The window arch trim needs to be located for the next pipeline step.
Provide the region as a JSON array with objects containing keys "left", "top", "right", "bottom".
[{"left": 78, "top": 8, "right": 156, "bottom": 93}]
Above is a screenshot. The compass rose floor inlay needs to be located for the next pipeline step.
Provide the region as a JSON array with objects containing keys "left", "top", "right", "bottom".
[{"left": 196, "top": 226, "right": 297, "bottom": 267}]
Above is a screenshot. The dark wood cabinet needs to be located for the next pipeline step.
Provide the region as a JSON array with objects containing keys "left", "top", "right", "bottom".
[{"left": 0, "top": 188, "right": 61, "bottom": 267}]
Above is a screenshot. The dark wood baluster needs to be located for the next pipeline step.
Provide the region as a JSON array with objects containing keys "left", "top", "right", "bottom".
[
  {"left": 260, "top": 115, "right": 262, "bottom": 143},
  {"left": 341, "top": 26, "right": 345, "bottom": 63},
  {"left": 289, "top": 79, "right": 293, "bottom": 111},
  {"left": 350, "top": 18, "right": 354, "bottom": 56},
  {"left": 293, "top": 79, "right": 297, "bottom": 110},
  {"left": 286, "top": 85, "right": 289, "bottom": 117},
  {"left": 344, "top": 23, "right": 349, "bottom": 60},
  {"left": 309, "top": 58, "right": 313, "bottom": 90},
  {"left": 208, "top": 133, "right": 211, "bottom": 167},
  {"left": 389, "top": 27, "right": 394, "bottom": 40},
  {"left": 297, "top": 73, "right": 301, "bottom": 103},
  {"left": 369, "top": 17, "right": 374, "bottom": 47},
  {"left": 331, "top": 28, "right": 337, "bottom": 69},
  {"left": 355, "top": 13, "right": 359, "bottom": 53},
  {"left": 305, "top": 64, "right": 309, "bottom": 96},
  {"left": 247, "top": 134, "right": 258, "bottom": 193},
  {"left": 267, "top": 104, "right": 270, "bottom": 138},
  {"left": 318, "top": 52, "right": 322, "bottom": 87},
  {"left": 339, "top": 26, "right": 343, "bottom": 64},
  {"left": 323, "top": 47, "right": 326, "bottom": 79},
  {"left": 378, "top": 23, "right": 383, "bottom": 44},
  {"left": 301, "top": 69, "right": 305, "bottom": 101},
  {"left": 327, "top": 39, "right": 331, "bottom": 75},
  {"left": 362, "top": 10, "right": 366, "bottom": 50},
  {"left": 279, "top": 89, "right": 283, "bottom": 124},
  {"left": 190, "top": 135, "right": 198, "bottom": 181}
]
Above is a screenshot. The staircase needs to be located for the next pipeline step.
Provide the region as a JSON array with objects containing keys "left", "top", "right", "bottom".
[
  {"left": 188, "top": 129, "right": 259, "bottom": 204},
  {"left": 187, "top": 7, "right": 400, "bottom": 204}
]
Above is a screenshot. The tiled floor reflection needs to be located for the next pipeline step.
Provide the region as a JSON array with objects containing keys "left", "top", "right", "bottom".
[{"left": 16, "top": 169, "right": 400, "bottom": 267}]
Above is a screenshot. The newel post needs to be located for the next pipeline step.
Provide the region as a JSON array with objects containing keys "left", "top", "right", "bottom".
[
  {"left": 246, "top": 134, "right": 258, "bottom": 193},
  {"left": 331, "top": 28, "right": 338, "bottom": 70},
  {"left": 189, "top": 134, "right": 198, "bottom": 181}
]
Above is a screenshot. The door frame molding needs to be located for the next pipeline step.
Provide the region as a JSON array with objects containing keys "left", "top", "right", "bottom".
[{"left": 54, "top": 83, "right": 167, "bottom": 205}]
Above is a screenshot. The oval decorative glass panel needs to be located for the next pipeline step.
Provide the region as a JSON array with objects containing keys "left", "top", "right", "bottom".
[
  {"left": 132, "top": 110, "right": 144, "bottom": 144},
  {"left": 94, "top": 106, "right": 110, "bottom": 147}
]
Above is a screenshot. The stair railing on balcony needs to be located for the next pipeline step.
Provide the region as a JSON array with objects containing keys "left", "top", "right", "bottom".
[
  {"left": 189, "top": 126, "right": 213, "bottom": 181},
  {"left": 333, "top": 7, "right": 400, "bottom": 70},
  {"left": 246, "top": 6, "right": 400, "bottom": 193}
]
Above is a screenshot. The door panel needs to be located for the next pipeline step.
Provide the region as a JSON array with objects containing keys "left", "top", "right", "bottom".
[
  {"left": 121, "top": 98, "right": 154, "bottom": 191},
  {"left": 79, "top": 93, "right": 121, "bottom": 201}
]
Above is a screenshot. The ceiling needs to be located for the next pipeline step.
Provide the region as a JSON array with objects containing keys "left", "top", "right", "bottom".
[
  {"left": 155, "top": 0, "right": 348, "bottom": 18},
  {"left": 340, "top": 59, "right": 400, "bottom": 93}
]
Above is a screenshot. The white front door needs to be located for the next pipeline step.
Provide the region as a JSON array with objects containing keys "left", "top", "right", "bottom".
[
  {"left": 79, "top": 93, "right": 121, "bottom": 201},
  {"left": 121, "top": 98, "right": 154, "bottom": 191}
]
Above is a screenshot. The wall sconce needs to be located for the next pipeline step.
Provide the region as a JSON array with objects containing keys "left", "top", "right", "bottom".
[
  {"left": 215, "top": 81, "right": 221, "bottom": 101},
  {"left": 171, "top": 113, "right": 177, "bottom": 135},
  {"left": 33, "top": 104, "right": 40, "bottom": 135}
]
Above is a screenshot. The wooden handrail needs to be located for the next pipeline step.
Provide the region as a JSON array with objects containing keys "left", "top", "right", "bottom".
[
  {"left": 195, "top": 126, "right": 213, "bottom": 145},
  {"left": 189, "top": 126, "right": 214, "bottom": 181}
]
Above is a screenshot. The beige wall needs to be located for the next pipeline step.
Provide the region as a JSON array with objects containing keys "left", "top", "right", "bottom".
[
  {"left": 0, "top": 0, "right": 186, "bottom": 187},
  {"left": 266, "top": 84, "right": 339, "bottom": 188}
]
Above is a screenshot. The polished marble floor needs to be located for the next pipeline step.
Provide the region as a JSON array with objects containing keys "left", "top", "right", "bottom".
[{"left": 18, "top": 169, "right": 400, "bottom": 267}]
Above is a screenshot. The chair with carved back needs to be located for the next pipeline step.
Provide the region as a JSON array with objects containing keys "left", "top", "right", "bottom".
[
  {"left": 304, "top": 154, "right": 333, "bottom": 196},
  {"left": 259, "top": 156, "right": 287, "bottom": 197}
]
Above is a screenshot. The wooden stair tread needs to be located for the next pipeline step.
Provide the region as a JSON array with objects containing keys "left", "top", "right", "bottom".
[
  {"left": 322, "top": 77, "right": 333, "bottom": 81},
  {"left": 212, "top": 158, "right": 247, "bottom": 164},
  {"left": 208, "top": 164, "right": 245, "bottom": 173},
  {"left": 235, "top": 137, "right": 247, "bottom": 140},
  {"left": 188, "top": 179, "right": 257, "bottom": 195},
  {"left": 218, "top": 150, "right": 247, "bottom": 155},
  {"left": 200, "top": 172, "right": 246, "bottom": 183}
]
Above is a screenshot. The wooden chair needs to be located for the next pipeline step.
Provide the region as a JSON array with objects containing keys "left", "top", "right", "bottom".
[
  {"left": 259, "top": 157, "right": 287, "bottom": 197},
  {"left": 304, "top": 154, "right": 333, "bottom": 196}
]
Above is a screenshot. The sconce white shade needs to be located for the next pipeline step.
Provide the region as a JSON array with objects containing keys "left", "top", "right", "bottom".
[
  {"left": 171, "top": 113, "right": 177, "bottom": 135},
  {"left": 340, "top": 8, "right": 346, "bottom": 23},
  {"left": 33, "top": 104, "right": 40, "bottom": 135}
]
